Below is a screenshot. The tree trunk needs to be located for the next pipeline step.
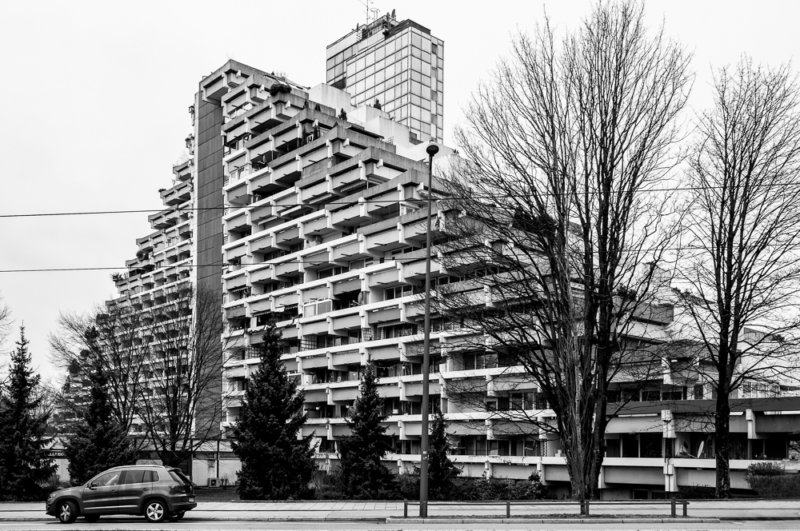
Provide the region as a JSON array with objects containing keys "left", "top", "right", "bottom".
[{"left": 715, "top": 389, "right": 731, "bottom": 498}]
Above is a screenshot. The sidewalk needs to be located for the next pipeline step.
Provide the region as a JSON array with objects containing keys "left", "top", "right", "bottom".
[{"left": 1, "top": 499, "right": 798, "bottom": 522}]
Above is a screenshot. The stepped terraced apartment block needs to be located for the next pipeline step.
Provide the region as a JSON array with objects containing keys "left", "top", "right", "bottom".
[
  {"left": 201, "top": 60, "right": 800, "bottom": 498},
  {"left": 98, "top": 13, "right": 800, "bottom": 499}
]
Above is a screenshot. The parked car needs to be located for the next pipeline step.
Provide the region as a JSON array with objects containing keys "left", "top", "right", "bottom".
[{"left": 45, "top": 465, "right": 196, "bottom": 523}]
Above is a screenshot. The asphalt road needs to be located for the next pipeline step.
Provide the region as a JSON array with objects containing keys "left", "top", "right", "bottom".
[{"left": 5, "top": 518, "right": 800, "bottom": 530}]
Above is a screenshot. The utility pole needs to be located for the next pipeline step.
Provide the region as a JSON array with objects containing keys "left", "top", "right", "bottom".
[{"left": 419, "top": 140, "right": 439, "bottom": 517}]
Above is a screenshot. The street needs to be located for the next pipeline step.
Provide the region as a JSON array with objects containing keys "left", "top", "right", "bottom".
[{"left": 4, "top": 517, "right": 800, "bottom": 530}]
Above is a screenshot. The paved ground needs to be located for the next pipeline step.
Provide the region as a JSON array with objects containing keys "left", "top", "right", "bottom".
[
  {"left": 2, "top": 499, "right": 800, "bottom": 529},
  {"left": 2, "top": 519, "right": 800, "bottom": 530}
]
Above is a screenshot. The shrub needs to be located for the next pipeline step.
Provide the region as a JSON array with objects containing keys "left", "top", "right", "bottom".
[
  {"left": 448, "top": 476, "right": 546, "bottom": 501},
  {"left": 747, "top": 462, "right": 785, "bottom": 476},
  {"left": 746, "top": 463, "right": 800, "bottom": 498}
]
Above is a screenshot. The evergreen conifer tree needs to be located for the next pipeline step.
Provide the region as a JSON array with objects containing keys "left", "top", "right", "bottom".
[
  {"left": 0, "top": 326, "right": 56, "bottom": 500},
  {"left": 339, "top": 363, "right": 396, "bottom": 498},
  {"left": 64, "top": 328, "right": 136, "bottom": 485},
  {"left": 428, "top": 409, "right": 460, "bottom": 499},
  {"left": 233, "top": 322, "right": 315, "bottom": 499}
]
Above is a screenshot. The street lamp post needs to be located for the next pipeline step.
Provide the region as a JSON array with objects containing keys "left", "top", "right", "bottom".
[{"left": 419, "top": 141, "right": 439, "bottom": 517}]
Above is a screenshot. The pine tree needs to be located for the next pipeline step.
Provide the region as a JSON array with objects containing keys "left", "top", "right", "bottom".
[
  {"left": 428, "top": 409, "right": 460, "bottom": 500},
  {"left": 233, "top": 322, "right": 315, "bottom": 499},
  {"left": 0, "top": 326, "right": 56, "bottom": 500},
  {"left": 64, "top": 328, "right": 137, "bottom": 485},
  {"left": 338, "top": 363, "right": 396, "bottom": 498}
]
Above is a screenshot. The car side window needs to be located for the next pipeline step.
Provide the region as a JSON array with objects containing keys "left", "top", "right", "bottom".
[
  {"left": 92, "top": 471, "right": 121, "bottom": 487},
  {"left": 120, "top": 470, "right": 145, "bottom": 484},
  {"left": 144, "top": 470, "right": 158, "bottom": 483}
]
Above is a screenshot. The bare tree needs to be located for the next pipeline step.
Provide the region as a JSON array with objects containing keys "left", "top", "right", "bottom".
[
  {"left": 50, "top": 307, "right": 148, "bottom": 433},
  {"left": 678, "top": 59, "right": 800, "bottom": 498},
  {"left": 0, "top": 296, "right": 10, "bottom": 347},
  {"left": 435, "top": 1, "right": 690, "bottom": 506},
  {"left": 136, "top": 284, "right": 225, "bottom": 469}
]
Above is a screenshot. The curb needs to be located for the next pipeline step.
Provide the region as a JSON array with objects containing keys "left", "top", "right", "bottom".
[{"left": 389, "top": 517, "right": 721, "bottom": 524}]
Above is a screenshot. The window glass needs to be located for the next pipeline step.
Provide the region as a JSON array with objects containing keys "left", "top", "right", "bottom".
[
  {"left": 121, "top": 470, "right": 145, "bottom": 484},
  {"left": 145, "top": 470, "right": 158, "bottom": 483},
  {"left": 92, "top": 471, "right": 122, "bottom": 487},
  {"left": 169, "top": 470, "right": 193, "bottom": 487},
  {"left": 421, "top": 62, "right": 431, "bottom": 78}
]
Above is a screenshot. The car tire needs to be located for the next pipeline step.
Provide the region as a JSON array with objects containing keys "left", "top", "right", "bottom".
[
  {"left": 85, "top": 515, "right": 100, "bottom": 522},
  {"left": 143, "top": 499, "right": 167, "bottom": 523},
  {"left": 57, "top": 500, "right": 78, "bottom": 524}
]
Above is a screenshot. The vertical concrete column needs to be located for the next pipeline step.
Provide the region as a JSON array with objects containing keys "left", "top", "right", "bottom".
[{"left": 662, "top": 409, "right": 677, "bottom": 494}]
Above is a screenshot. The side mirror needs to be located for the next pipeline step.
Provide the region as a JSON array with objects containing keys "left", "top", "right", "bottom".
[{"left": 87, "top": 482, "right": 97, "bottom": 489}]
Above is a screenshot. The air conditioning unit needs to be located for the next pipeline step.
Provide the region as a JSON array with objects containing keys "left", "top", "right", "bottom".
[{"left": 208, "top": 478, "right": 219, "bottom": 487}]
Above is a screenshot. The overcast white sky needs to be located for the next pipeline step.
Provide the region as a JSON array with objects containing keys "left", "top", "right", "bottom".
[{"left": 1, "top": 0, "right": 799, "bottom": 384}]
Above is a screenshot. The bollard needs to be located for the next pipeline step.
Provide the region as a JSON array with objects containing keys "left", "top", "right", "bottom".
[
  {"left": 506, "top": 501, "right": 511, "bottom": 518},
  {"left": 403, "top": 499, "right": 408, "bottom": 518},
  {"left": 682, "top": 501, "right": 688, "bottom": 517},
  {"left": 670, "top": 499, "right": 676, "bottom": 518}
]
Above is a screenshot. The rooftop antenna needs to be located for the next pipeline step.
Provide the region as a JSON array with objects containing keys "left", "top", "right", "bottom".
[{"left": 359, "top": 0, "right": 380, "bottom": 24}]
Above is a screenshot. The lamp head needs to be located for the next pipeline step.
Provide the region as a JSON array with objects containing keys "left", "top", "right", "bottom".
[{"left": 426, "top": 141, "right": 439, "bottom": 157}]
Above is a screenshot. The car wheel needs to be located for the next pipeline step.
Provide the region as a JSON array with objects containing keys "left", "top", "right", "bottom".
[
  {"left": 85, "top": 515, "right": 100, "bottom": 522},
  {"left": 144, "top": 499, "right": 167, "bottom": 523},
  {"left": 57, "top": 500, "right": 78, "bottom": 524}
]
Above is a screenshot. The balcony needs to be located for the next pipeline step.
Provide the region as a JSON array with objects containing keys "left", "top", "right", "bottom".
[
  {"left": 224, "top": 178, "right": 249, "bottom": 206},
  {"left": 249, "top": 265, "right": 276, "bottom": 285},
  {"left": 303, "top": 248, "right": 330, "bottom": 270},
  {"left": 365, "top": 226, "right": 402, "bottom": 251},
  {"left": 367, "top": 266, "right": 402, "bottom": 288},
  {"left": 223, "top": 208, "right": 249, "bottom": 233},
  {"left": 330, "top": 237, "right": 362, "bottom": 261},
  {"left": 275, "top": 225, "right": 302, "bottom": 246},
  {"left": 160, "top": 181, "right": 192, "bottom": 206},
  {"left": 249, "top": 166, "right": 287, "bottom": 197},
  {"left": 148, "top": 208, "right": 179, "bottom": 230},
  {"left": 331, "top": 201, "right": 371, "bottom": 227},
  {"left": 248, "top": 295, "right": 272, "bottom": 315},
  {"left": 329, "top": 348, "right": 361, "bottom": 368},
  {"left": 300, "top": 177, "right": 332, "bottom": 204},
  {"left": 223, "top": 240, "right": 248, "bottom": 262},
  {"left": 330, "top": 384, "right": 360, "bottom": 403},
  {"left": 274, "top": 291, "right": 299, "bottom": 308},
  {"left": 303, "top": 212, "right": 332, "bottom": 236},
  {"left": 330, "top": 166, "right": 364, "bottom": 193}
]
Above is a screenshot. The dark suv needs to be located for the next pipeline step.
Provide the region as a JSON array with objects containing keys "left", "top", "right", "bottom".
[{"left": 45, "top": 465, "right": 196, "bottom": 523}]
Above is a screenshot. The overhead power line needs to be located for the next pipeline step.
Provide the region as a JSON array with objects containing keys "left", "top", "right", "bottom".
[
  {"left": 0, "top": 242, "right": 784, "bottom": 274},
  {"left": 1, "top": 181, "right": 800, "bottom": 219}
]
